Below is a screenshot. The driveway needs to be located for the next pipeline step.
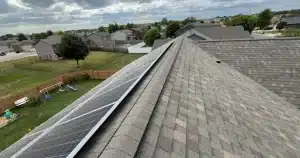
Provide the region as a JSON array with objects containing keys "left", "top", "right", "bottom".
[{"left": 0, "top": 52, "right": 37, "bottom": 62}]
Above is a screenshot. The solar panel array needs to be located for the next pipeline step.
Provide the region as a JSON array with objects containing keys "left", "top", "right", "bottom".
[{"left": 0, "top": 41, "right": 173, "bottom": 158}]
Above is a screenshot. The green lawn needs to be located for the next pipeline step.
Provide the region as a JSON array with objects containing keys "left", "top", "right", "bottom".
[
  {"left": 0, "top": 51, "right": 144, "bottom": 99},
  {"left": 0, "top": 80, "right": 101, "bottom": 150}
]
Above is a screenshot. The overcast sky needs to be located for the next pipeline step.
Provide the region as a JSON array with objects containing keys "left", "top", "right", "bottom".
[{"left": 1, "top": 0, "right": 299, "bottom": 35}]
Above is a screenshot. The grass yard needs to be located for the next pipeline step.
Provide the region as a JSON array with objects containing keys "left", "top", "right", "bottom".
[
  {"left": 0, "top": 51, "right": 144, "bottom": 99},
  {"left": 0, "top": 80, "right": 101, "bottom": 150}
]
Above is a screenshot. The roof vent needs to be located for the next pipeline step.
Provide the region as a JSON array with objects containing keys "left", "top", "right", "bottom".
[{"left": 216, "top": 60, "right": 221, "bottom": 64}]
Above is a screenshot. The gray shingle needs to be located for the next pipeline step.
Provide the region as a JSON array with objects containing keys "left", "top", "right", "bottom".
[
  {"left": 197, "top": 38, "right": 300, "bottom": 106},
  {"left": 192, "top": 26, "right": 252, "bottom": 40},
  {"left": 76, "top": 36, "right": 300, "bottom": 158}
]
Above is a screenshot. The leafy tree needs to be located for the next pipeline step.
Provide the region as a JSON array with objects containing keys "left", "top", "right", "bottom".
[
  {"left": 5, "top": 34, "right": 14, "bottom": 38},
  {"left": 40, "top": 32, "right": 48, "bottom": 39},
  {"left": 161, "top": 17, "right": 168, "bottom": 25},
  {"left": 17, "top": 33, "right": 27, "bottom": 41},
  {"left": 56, "top": 31, "right": 64, "bottom": 35},
  {"left": 98, "top": 26, "right": 106, "bottom": 32},
  {"left": 224, "top": 14, "right": 258, "bottom": 34},
  {"left": 46, "top": 30, "right": 53, "bottom": 36},
  {"left": 32, "top": 33, "right": 42, "bottom": 39},
  {"left": 126, "top": 23, "right": 135, "bottom": 29},
  {"left": 108, "top": 23, "right": 120, "bottom": 33},
  {"left": 144, "top": 28, "right": 161, "bottom": 46},
  {"left": 257, "top": 9, "right": 273, "bottom": 29},
  {"left": 166, "top": 21, "right": 180, "bottom": 38},
  {"left": 59, "top": 34, "right": 89, "bottom": 67},
  {"left": 244, "top": 15, "right": 258, "bottom": 34},
  {"left": 276, "top": 21, "right": 287, "bottom": 30},
  {"left": 200, "top": 20, "right": 204, "bottom": 23},
  {"left": 153, "top": 22, "right": 161, "bottom": 31},
  {"left": 120, "top": 25, "right": 125, "bottom": 30},
  {"left": 182, "top": 16, "right": 197, "bottom": 25}
]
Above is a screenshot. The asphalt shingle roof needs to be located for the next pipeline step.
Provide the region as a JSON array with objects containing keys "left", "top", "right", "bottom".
[
  {"left": 42, "top": 35, "right": 62, "bottom": 45},
  {"left": 196, "top": 38, "right": 300, "bottom": 106},
  {"left": 76, "top": 36, "right": 300, "bottom": 158},
  {"left": 152, "top": 39, "right": 172, "bottom": 50},
  {"left": 192, "top": 26, "right": 252, "bottom": 40},
  {"left": 282, "top": 16, "right": 300, "bottom": 25}
]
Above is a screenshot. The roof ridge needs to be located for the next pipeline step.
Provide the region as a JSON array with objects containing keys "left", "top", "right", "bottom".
[{"left": 98, "top": 39, "right": 182, "bottom": 158}]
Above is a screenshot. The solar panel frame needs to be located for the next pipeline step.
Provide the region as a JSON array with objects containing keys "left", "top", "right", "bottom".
[{"left": 6, "top": 41, "right": 173, "bottom": 158}]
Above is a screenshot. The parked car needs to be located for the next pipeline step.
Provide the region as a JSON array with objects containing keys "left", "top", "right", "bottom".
[{"left": 0, "top": 52, "right": 6, "bottom": 56}]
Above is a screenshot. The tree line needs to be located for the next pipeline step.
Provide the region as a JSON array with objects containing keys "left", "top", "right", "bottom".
[{"left": 0, "top": 30, "right": 65, "bottom": 41}]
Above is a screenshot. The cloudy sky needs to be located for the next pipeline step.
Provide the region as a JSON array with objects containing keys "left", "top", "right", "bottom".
[{"left": 0, "top": 0, "right": 299, "bottom": 35}]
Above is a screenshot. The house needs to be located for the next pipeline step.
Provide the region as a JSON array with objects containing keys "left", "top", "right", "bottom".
[
  {"left": 11, "top": 40, "right": 35, "bottom": 52},
  {"left": 111, "top": 29, "right": 142, "bottom": 41},
  {"left": 188, "top": 26, "right": 252, "bottom": 40},
  {"left": 2, "top": 33, "right": 300, "bottom": 157},
  {"left": 175, "top": 21, "right": 221, "bottom": 36},
  {"left": 34, "top": 35, "right": 62, "bottom": 60},
  {"left": 86, "top": 32, "right": 112, "bottom": 47},
  {"left": 0, "top": 40, "right": 18, "bottom": 53},
  {"left": 281, "top": 15, "right": 300, "bottom": 29}
]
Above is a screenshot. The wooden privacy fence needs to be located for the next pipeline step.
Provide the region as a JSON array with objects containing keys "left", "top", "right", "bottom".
[{"left": 0, "top": 70, "right": 116, "bottom": 114}]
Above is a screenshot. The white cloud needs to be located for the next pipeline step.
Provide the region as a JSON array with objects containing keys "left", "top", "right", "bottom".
[
  {"left": 6, "top": 0, "right": 31, "bottom": 10},
  {"left": 47, "top": 2, "right": 83, "bottom": 13}
]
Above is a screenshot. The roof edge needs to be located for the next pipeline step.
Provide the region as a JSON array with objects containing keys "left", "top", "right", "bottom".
[{"left": 196, "top": 37, "right": 300, "bottom": 43}]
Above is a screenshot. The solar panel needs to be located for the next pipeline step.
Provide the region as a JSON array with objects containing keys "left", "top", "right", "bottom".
[
  {"left": 18, "top": 105, "right": 112, "bottom": 158},
  {"left": 1, "top": 41, "right": 174, "bottom": 158}
]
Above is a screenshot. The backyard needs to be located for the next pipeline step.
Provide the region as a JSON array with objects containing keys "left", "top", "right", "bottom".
[
  {"left": 0, "top": 51, "right": 144, "bottom": 99},
  {"left": 0, "top": 80, "right": 101, "bottom": 150}
]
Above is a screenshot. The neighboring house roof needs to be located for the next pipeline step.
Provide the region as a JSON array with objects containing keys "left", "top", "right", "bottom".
[
  {"left": 41, "top": 35, "right": 62, "bottom": 45},
  {"left": 2, "top": 35, "right": 300, "bottom": 158},
  {"left": 184, "top": 22, "right": 221, "bottom": 28},
  {"left": 118, "top": 29, "right": 133, "bottom": 35},
  {"left": 192, "top": 26, "right": 252, "bottom": 40},
  {"left": 196, "top": 38, "right": 300, "bottom": 106},
  {"left": 0, "top": 40, "right": 18, "bottom": 45},
  {"left": 19, "top": 40, "right": 35, "bottom": 45},
  {"left": 282, "top": 16, "right": 300, "bottom": 25},
  {"left": 92, "top": 32, "right": 110, "bottom": 37},
  {"left": 152, "top": 39, "right": 172, "bottom": 50},
  {"left": 175, "top": 22, "right": 222, "bottom": 36}
]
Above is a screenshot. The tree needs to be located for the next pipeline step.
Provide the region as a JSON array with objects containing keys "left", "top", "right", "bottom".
[
  {"left": 46, "top": 30, "right": 53, "bottom": 36},
  {"left": 56, "top": 31, "right": 64, "bottom": 35},
  {"left": 98, "top": 26, "right": 106, "bottom": 32},
  {"left": 244, "top": 15, "right": 258, "bottom": 34},
  {"left": 144, "top": 28, "right": 161, "bottom": 46},
  {"left": 32, "top": 33, "right": 42, "bottom": 39},
  {"left": 119, "top": 25, "right": 125, "bottom": 30},
  {"left": 153, "top": 22, "right": 161, "bottom": 31},
  {"left": 17, "top": 33, "right": 27, "bottom": 41},
  {"left": 200, "top": 20, "right": 204, "bottom": 23},
  {"left": 224, "top": 14, "right": 258, "bottom": 34},
  {"left": 126, "top": 23, "right": 135, "bottom": 29},
  {"left": 166, "top": 21, "right": 180, "bottom": 38},
  {"left": 40, "top": 32, "right": 48, "bottom": 39},
  {"left": 161, "top": 17, "right": 168, "bottom": 25},
  {"left": 108, "top": 23, "right": 119, "bottom": 33},
  {"left": 276, "top": 21, "right": 287, "bottom": 30},
  {"left": 59, "top": 34, "right": 89, "bottom": 67},
  {"left": 257, "top": 9, "right": 273, "bottom": 29},
  {"left": 182, "top": 16, "right": 197, "bottom": 25}
]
